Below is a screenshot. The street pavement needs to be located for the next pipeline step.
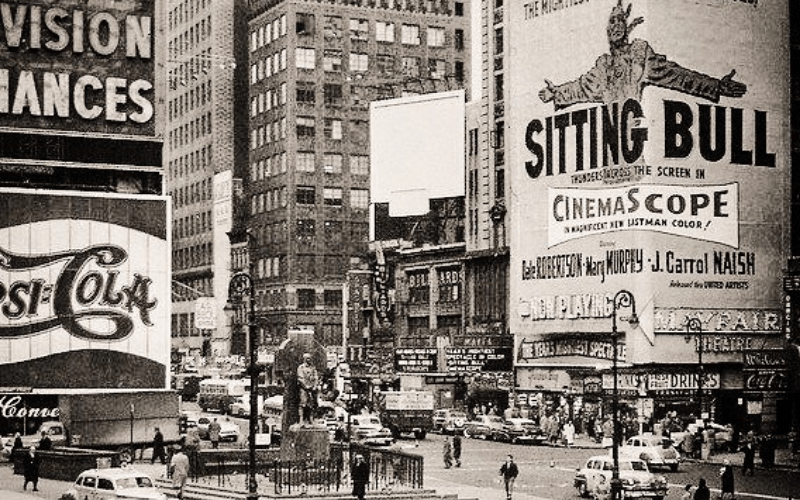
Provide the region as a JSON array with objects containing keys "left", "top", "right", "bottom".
[{"left": 0, "top": 434, "right": 796, "bottom": 500}]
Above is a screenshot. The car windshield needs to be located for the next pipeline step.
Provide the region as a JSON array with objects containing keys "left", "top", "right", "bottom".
[
  {"left": 116, "top": 476, "right": 153, "bottom": 488},
  {"left": 619, "top": 461, "right": 648, "bottom": 471}
]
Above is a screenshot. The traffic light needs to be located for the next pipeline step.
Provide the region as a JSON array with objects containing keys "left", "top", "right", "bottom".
[{"left": 179, "top": 415, "right": 188, "bottom": 434}]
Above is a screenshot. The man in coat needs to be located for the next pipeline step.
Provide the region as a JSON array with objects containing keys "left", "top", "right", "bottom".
[{"left": 351, "top": 454, "right": 369, "bottom": 500}]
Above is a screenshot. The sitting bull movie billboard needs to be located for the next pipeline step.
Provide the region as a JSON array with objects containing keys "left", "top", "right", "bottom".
[
  {"left": 508, "top": 0, "right": 790, "bottom": 364},
  {"left": 0, "top": 189, "right": 170, "bottom": 389}
]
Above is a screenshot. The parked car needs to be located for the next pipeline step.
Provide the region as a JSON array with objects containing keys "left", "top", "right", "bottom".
[
  {"left": 463, "top": 415, "right": 505, "bottom": 440},
  {"left": 620, "top": 434, "right": 681, "bottom": 471},
  {"left": 65, "top": 467, "right": 167, "bottom": 500},
  {"left": 432, "top": 409, "right": 468, "bottom": 434},
  {"left": 493, "top": 418, "right": 546, "bottom": 444},
  {"left": 670, "top": 421, "right": 734, "bottom": 452},
  {"left": 348, "top": 414, "right": 394, "bottom": 446},
  {"left": 574, "top": 455, "right": 668, "bottom": 500},
  {"left": 196, "top": 416, "right": 240, "bottom": 442}
]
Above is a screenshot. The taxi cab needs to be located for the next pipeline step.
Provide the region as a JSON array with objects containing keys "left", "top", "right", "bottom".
[{"left": 65, "top": 467, "right": 166, "bottom": 500}]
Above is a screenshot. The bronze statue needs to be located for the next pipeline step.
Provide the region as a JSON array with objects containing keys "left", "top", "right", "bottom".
[{"left": 296, "top": 353, "right": 320, "bottom": 424}]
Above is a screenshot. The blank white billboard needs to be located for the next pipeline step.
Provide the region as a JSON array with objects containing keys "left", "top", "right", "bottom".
[{"left": 370, "top": 90, "right": 465, "bottom": 216}]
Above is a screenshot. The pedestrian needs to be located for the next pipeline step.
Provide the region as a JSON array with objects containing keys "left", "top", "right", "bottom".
[
  {"left": 499, "top": 454, "right": 519, "bottom": 500},
  {"left": 151, "top": 427, "right": 166, "bottom": 465},
  {"left": 563, "top": 420, "right": 575, "bottom": 447},
  {"left": 681, "top": 483, "right": 694, "bottom": 500},
  {"left": 694, "top": 478, "right": 710, "bottom": 500},
  {"left": 170, "top": 445, "right": 190, "bottom": 500},
  {"left": 12, "top": 432, "right": 23, "bottom": 451},
  {"left": 741, "top": 440, "right": 755, "bottom": 476},
  {"left": 22, "top": 446, "right": 40, "bottom": 491},
  {"left": 351, "top": 453, "right": 369, "bottom": 500},
  {"left": 452, "top": 434, "right": 462, "bottom": 467},
  {"left": 208, "top": 418, "right": 221, "bottom": 449},
  {"left": 443, "top": 436, "right": 453, "bottom": 468},
  {"left": 720, "top": 459, "right": 735, "bottom": 500},
  {"left": 38, "top": 431, "right": 52, "bottom": 451}
]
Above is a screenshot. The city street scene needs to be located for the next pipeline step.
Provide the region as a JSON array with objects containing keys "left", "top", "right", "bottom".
[{"left": 1, "top": 0, "right": 799, "bottom": 500}]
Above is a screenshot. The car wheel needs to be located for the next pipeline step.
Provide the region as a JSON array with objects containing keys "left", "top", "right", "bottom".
[
  {"left": 578, "top": 483, "right": 589, "bottom": 498},
  {"left": 463, "top": 429, "right": 472, "bottom": 438}
]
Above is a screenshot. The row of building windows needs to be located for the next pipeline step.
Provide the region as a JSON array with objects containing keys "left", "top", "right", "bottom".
[
  {"left": 169, "top": 112, "right": 212, "bottom": 149},
  {"left": 250, "top": 153, "right": 288, "bottom": 181},
  {"left": 173, "top": 210, "right": 213, "bottom": 240},
  {"left": 172, "top": 277, "right": 213, "bottom": 303},
  {"left": 250, "top": 84, "right": 288, "bottom": 117},
  {"left": 250, "top": 15, "right": 288, "bottom": 51},
  {"left": 251, "top": 187, "right": 288, "bottom": 214},
  {"left": 174, "top": 242, "right": 212, "bottom": 271},
  {"left": 251, "top": 118, "right": 287, "bottom": 149},
  {"left": 169, "top": 81, "right": 211, "bottom": 121},
  {"left": 295, "top": 46, "right": 453, "bottom": 80},
  {"left": 251, "top": 48, "right": 288, "bottom": 84},
  {"left": 407, "top": 267, "right": 462, "bottom": 304},
  {"left": 292, "top": 117, "right": 368, "bottom": 143},
  {"left": 250, "top": 187, "right": 367, "bottom": 214},
  {"left": 169, "top": 18, "right": 212, "bottom": 62},
  {"left": 168, "top": 145, "right": 213, "bottom": 184},
  {"left": 295, "top": 152, "right": 369, "bottom": 175},
  {"left": 168, "top": 0, "right": 211, "bottom": 31},
  {"left": 171, "top": 177, "right": 212, "bottom": 209}
]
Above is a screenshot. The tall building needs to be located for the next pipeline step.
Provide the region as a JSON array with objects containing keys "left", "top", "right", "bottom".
[
  {"left": 164, "top": 0, "right": 250, "bottom": 361},
  {"left": 244, "top": 0, "right": 471, "bottom": 350}
]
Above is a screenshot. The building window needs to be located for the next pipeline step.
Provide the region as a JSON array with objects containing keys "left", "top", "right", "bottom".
[
  {"left": 454, "top": 29, "right": 464, "bottom": 50},
  {"left": 402, "top": 56, "right": 420, "bottom": 77},
  {"left": 297, "top": 151, "right": 315, "bottom": 172},
  {"left": 297, "top": 288, "right": 316, "bottom": 309},
  {"left": 324, "top": 83, "right": 343, "bottom": 106},
  {"left": 407, "top": 316, "right": 430, "bottom": 336},
  {"left": 350, "top": 155, "right": 369, "bottom": 175},
  {"left": 323, "top": 49, "right": 342, "bottom": 71},
  {"left": 401, "top": 24, "right": 420, "bottom": 45},
  {"left": 324, "top": 289, "right": 342, "bottom": 308},
  {"left": 296, "top": 13, "right": 314, "bottom": 35},
  {"left": 437, "top": 267, "right": 461, "bottom": 302},
  {"left": 455, "top": 2, "right": 464, "bottom": 16},
  {"left": 495, "top": 168, "right": 505, "bottom": 197},
  {"left": 427, "top": 27, "right": 445, "bottom": 47},
  {"left": 408, "top": 270, "right": 429, "bottom": 304},
  {"left": 349, "top": 18, "right": 368, "bottom": 41},
  {"left": 323, "top": 15, "right": 342, "bottom": 40},
  {"left": 296, "top": 116, "right": 315, "bottom": 137},
  {"left": 323, "top": 153, "right": 342, "bottom": 173},
  {"left": 296, "top": 218, "right": 315, "bottom": 244},
  {"left": 296, "top": 81, "right": 315, "bottom": 104},
  {"left": 296, "top": 47, "right": 315, "bottom": 69},
  {"left": 495, "top": 27, "right": 503, "bottom": 54},
  {"left": 349, "top": 52, "right": 369, "bottom": 72},
  {"left": 429, "top": 59, "right": 446, "bottom": 79},
  {"left": 296, "top": 185, "right": 316, "bottom": 204},
  {"left": 324, "top": 118, "right": 342, "bottom": 140},
  {"left": 323, "top": 187, "right": 343, "bottom": 206},
  {"left": 376, "top": 54, "right": 395, "bottom": 76},
  {"left": 376, "top": 21, "right": 394, "bottom": 42},
  {"left": 350, "top": 188, "right": 369, "bottom": 209}
]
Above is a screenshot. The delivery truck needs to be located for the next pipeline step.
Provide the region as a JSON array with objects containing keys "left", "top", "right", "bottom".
[
  {"left": 5, "top": 390, "right": 181, "bottom": 463},
  {"left": 376, "top": 390, "right": 434, "bottom": 440}
]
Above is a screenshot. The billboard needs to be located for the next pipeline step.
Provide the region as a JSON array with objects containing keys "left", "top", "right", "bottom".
[
  {"left": 0, "top": 0, "right": 156, "bottom": 137},
  {"left": 0, "top": 189, "right": 170, "bottom": 389},
  {"left": 370, "top": 90, "right": 466, "bottom": 217},
  {"left": 508, "top": 1, "right": 790, "bottom": 362}
]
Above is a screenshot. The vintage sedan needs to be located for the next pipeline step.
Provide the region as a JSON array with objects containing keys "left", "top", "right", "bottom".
[
  {"left": 463, "top": 415, "right": 505, "bottom": 440},
  {"left": 348, "top": 414, "right": 394, "bottom": 446},
  {"left": 65, "top": 467, "right": 167, "bottom": 500},
  {"left": 620, "top": 434, "right": 681, "bottom": 471},
  {"left": 575, "top": 455, "right": 668, "bottom": 500},
  {"left": 670, "top": 422, "right": 734, "bottom": 452},
  {"left": 196, "top": 416, "right": 240, "bottom": 442},
  {"left": 493, "top": 418, "right": 546, "bottom": 444}
]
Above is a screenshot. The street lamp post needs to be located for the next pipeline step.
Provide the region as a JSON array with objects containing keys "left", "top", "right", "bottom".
[
  {"left": 228, "top": 271, "right": 259, "bottom": 500},
  {"left": 609, "top": 290, "right": 638, "bottom": 500},
  {"left": 685, "top": 318, "right": 703, "bottom": 419}
]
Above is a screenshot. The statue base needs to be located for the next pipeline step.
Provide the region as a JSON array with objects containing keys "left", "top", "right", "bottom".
[{"left": 280, "top": 423, "right": 330, "bottom": 461}]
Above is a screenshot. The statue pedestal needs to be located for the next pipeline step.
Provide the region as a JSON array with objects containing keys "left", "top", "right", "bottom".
[{"left": 280, "top": 424, "right": 330, "bottom": 461}]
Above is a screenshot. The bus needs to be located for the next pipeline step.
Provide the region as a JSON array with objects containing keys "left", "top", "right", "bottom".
[{"left": 197, "top": 378, "right": 249, "bottom": 413}]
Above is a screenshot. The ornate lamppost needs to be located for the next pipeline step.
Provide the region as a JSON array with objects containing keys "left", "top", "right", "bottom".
[
  {"left": 685, "top": 318, "right": 704, "bottom": 420},
  {"left": 609, "top": 290, "right": 638, "bottom": 500},
  {"left": 228, "top": 271, "right": 259, "bottom": 500}
]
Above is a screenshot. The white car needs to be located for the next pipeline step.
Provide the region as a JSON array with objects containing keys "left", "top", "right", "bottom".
[
  {"left": 66, "top": 467, "right": 166, "bottom": 500},
  {"left": 348, "top": 414, "right": 394, "bottom": 446},
  {"left": 620, "top": 434, "right": 681, "bottom": 471},
  {"left": 574, "top": 455, "right": 668, "bottom": 500},
  {"left": 670, "top": 422, "right": 734, "bottom": 452},
  {"left": 196, "top": 416, "right": 240, "bottom": 442}
]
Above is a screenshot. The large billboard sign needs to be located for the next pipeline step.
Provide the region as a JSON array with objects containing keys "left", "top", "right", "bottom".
[
  {"left": 508, "top": 0, "right": 790, "bottom": 362},
  {"left": 0, "top": 0, "right": 156, "bottom": 137},
  {"left": 0, "top": 189, "right": 170, "bottom": 389}
]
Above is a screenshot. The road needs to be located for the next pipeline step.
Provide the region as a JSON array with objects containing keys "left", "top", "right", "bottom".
[
  {"left": 186, "top": 403, "right": 799, "bottom": 500},
  {"left": 403, "top": 432, "right": 800, "bottom": 500}
]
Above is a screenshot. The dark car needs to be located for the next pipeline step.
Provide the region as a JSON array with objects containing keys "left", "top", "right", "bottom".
[{"left": 494, "top": 418, "right": 546, "bottom": 444}]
